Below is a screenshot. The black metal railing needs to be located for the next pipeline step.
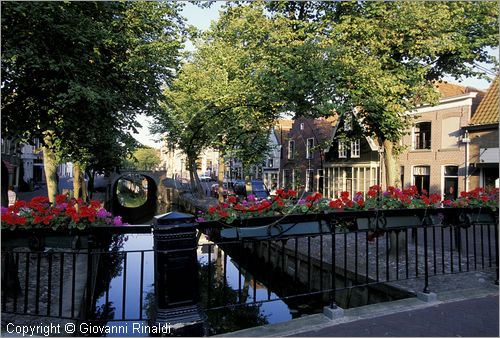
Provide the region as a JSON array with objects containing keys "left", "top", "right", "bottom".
[
  {"left": 1, "top": 209, "right": 498, "bottom": 331},
  {"left": 196, "top": 209, "right": 498, "bottom": 313}
]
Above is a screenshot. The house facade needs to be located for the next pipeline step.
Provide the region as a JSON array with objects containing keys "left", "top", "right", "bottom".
[
  {"left": 464, "top": 77, "right": 499, "bottom": 189},
  {"left": 397, "top": 83, "right": 484, "bottom": 198},
  {"left": 159, "top": 142, "right": 220, "bottom": 180},
  {"left": 323, "top": 112, "right": 381, "bottom": 199},
  {"left": 280, "top": 117, "right": 334, "bottom": 193},
  {"left": 262, "top": 119, "right": 293, "bottom": 190}
]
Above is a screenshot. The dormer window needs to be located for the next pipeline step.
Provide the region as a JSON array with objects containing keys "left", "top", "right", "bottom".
[
  {"left": 344, "top": 112, "right": 352, "bottom": 131},
  {"left": 306, "top": 138, "right": 314, "bottom": 159},
  {"left": 300, "top": 123, "right": 304, "bottom": 130},
  {"left": 338, "top": 141, "right": 347, "bottom": 158},
  {"left": 288, "top": 140, "right": 295, "bottom": 159},
  {"left": 351, "top": 139, "right": 360, "bottom": 158}
]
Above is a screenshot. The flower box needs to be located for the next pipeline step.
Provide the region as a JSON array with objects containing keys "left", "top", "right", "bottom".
[
  {"left": 356, "top": 215, "right": 421, "bottom": 231},
  {"left": 1, "top": 228, "right": 90, "bottom": 251},
  {"left": 219, "top": 214, "right": 330, "bottom": 239}
]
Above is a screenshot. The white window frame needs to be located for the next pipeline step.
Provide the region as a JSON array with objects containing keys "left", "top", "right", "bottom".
[
  {"left": 344, "top": 112, "right": 352, "bottom": 131},
  {"left": 306, "top": 138, "right": 314, "bottom": 159},
  {"left": 306, "top": 169, "right": 315, "bottom": 192},
  {"left": 351, "top": 139, "right": 360, "bottom": 158},
  {"left": 413, "top": 121, "right": 432, "bottom": 150},
  {"left": 288, "top": 140, "right": 295, "bottom": 160},
  {"left": 338, "top": 141, "right": 347, "bottom": 158}
]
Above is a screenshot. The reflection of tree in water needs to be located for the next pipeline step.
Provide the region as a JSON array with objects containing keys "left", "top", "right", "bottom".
[
  {"left": 116, "top": 175, "right": 148, "bottom": 207},
  {"left": 87, "top": 234, "right": 126, "bottom": 330},
  {"left": 199, "top": 248, "right": 268, "bottom": 336}
]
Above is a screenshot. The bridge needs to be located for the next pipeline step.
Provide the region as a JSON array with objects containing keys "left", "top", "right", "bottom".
[{"left": 105, "top": 170, "right": 169, "bottom": 223}]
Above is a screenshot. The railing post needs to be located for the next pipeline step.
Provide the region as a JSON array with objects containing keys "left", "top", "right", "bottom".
[
  {"left": 494, "top": 214, "right": 499, "bottom": 285},
  {"left": 423, "top": 223, "right": 430, "bottom": 294},
  {"left": 85, "top": 235, "right": 94, "bottom": 320},
  {"left": 152, "top": 211, "right": 205, "bottom": 336}
]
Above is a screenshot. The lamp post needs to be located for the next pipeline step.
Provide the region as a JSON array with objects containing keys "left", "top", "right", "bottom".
[{"left": 462, "top": 130, "right": 470, "bottom": 192}]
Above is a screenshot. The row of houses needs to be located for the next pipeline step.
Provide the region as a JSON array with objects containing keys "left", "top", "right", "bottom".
[
  {"left": 263, "top": 79, "right": 499, "bottom": 198},
  {"left": 1, "top": 138, "right": 73, "bottom": 191},
  {"left": 160, "top": 79, "right": 498, "bottom": 199},
  {"left": 6, "top": 78, "right": 496, "bottom": 201}
]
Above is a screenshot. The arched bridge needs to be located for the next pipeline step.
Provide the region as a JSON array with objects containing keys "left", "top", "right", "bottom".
[{"left": 108, "top": 170, "right": 168, "bottom": 224}]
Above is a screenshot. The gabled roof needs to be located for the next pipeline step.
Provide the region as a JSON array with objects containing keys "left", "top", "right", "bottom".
[
  {"left": 275, "top": 119, "right": 293, "bottom": 131},
  {"left": 434, "top": 82, "right": 480, "bottom": 98},
  {"left": 469, "top": 76, "right": 499, "bottom": 126},
  {"left": 326, "top": 110, "right": 378, "bottom": 152}
]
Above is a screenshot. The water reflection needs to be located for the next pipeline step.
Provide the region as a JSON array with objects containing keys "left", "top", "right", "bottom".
[
  {"left": 116, "top": 174, "right": 148, "bottom": 208},
  {"left": 91, "top": 233, "right": 299, "bottom": 336}
]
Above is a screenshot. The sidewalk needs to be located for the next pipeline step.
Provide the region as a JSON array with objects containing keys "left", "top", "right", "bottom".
[
  {"left": 293, "top": 293, "right": 499, "bottom": 337},
  {"left": 219, "top": 278, "right": 499, "bottom": 337}
]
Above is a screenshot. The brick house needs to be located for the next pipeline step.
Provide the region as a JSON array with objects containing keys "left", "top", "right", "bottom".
[
  {"left": 323, "top": 111, "right": 381, "bottom": 199},
  {"left": 397, "top": 82, "right": 485, "bottom": 198},
  {"left": 463, "top": 77, "right": 499, "bottom": 189},
  {"left": 280, "top": 117, "right": 335, "bottom": 193}
]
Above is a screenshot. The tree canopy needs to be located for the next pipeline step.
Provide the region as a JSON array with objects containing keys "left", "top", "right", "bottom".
[
  {"left": 1, "top": 1, "right": 185, "bottom": 200},
  {"left": 194, "top": 1, "right": 498, "bottom": 186}
]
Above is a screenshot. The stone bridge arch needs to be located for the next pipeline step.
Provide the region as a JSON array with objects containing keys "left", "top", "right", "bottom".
[{"left": 109, "top": 170, "right": 167, "bottom": 224}]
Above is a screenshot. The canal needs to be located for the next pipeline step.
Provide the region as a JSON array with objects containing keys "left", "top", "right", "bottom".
[{"left": 95, "top": 191, "right": 410, "bottom": 335}]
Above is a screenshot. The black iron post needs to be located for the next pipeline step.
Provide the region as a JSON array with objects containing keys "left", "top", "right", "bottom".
[
  {"left": 152, "top": 211, "right": 205, "bottom": 336},
  {"left": 423, "top": 223, "right": 430, "bottom": 294},
  {"left": 85, "top": 235, "right": 94, "bottom": 320}
]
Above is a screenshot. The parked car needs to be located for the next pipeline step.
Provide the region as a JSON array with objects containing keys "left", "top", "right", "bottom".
[
  {"left": 199, "top": 175, "right": 213, "bottom": 182},
  {"left": 233, "top": 180, "right": 269, "bottom": 200},
  {"left": 210, "top": 182, "right": 232, "bottom": 198}
]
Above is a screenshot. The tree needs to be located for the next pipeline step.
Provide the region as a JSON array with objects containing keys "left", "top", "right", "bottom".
[
  {"left": 224, "top": 1, "right": 499, "bottom": 187},
  {"left": 1, "top": 2, "right": 185, "bottom": 202},
  {"left": 125, "top": 147, "right": 161, "bottom": 171},
  {"left": 154, "top": 5, "right": 285, "bottom": 198}
]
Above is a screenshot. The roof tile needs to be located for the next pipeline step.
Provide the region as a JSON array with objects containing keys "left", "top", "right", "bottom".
[{"left": 469, "top": 77, "right": 499, "bottom": 126}]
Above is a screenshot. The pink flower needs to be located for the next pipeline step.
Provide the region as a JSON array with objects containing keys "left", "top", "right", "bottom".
[{"left": 113, "top": 216, "right": 123, "bottom": 226}]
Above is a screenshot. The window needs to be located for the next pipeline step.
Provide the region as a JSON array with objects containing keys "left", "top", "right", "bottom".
[
  {"left": 413, "top": 166, "right": 430, "bottom": 195},
  {"left": 413, "top": 122, "right": 431, "bottom": 150},
  {"left": 350, "top": 139, "right": 360, "bottom": 158},
  {"left": 300, "top": 123, "right": 304, "bottom": 130},
  {"left": 267, "top": 158, "right": 274, "bottom": 168},
  {"left": 317, "top": 169, "right": 324, "bottom": 194},
  {"left": 344, "top": 112, "right": 352, "bottom": 131},
  {"left": 288, "top": 140, "right": 295, "bottom": 159},
  {"left": 306, "top": 138, "right": 314, "bottom": 159},
  {"left": 306, "top": 169, "right": 314, "bottom": 192},
  {"left": 444, "top": 165, "right": 458, "bottom": 200},
  {"left": 400, "top": 166, "right": 405, "bottom": 187},
  {"left": 338, "top": 141, "right": 347, "bottom": 158}
]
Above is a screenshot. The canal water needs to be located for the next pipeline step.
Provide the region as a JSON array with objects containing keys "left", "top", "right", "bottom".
[{"left": 91, "top": 233, "right": 305, "bottom": 336}]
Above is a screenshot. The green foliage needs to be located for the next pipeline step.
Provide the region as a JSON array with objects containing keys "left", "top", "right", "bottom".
[
  {"left": 124, "top": 147, "right": 161, "bottom": 171},
  {"left": 154, "top": 5, "right": 289, "bottom": 182},
  {"left": 1, "top": 1, "right": 185, "bottom": 172}
]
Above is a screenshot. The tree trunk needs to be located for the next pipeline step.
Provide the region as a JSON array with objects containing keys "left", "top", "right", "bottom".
[
  {"left": 217, "top": 153, "right": 225, "bottom": 203},
  {"left": 42, "top": 134, "right": 59, "bottom": 204},
  {"left": 73, "top": 163, "right": 82, "bottom": 200},
  {"left": 383, "top": 139, "right": 397, "bottom": 188},
  {"left": 188, "top": 156, "right": 204, "bottom": 198}
]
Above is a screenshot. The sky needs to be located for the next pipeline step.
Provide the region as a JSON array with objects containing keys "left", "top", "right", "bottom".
[{"left": 132, "top": 2, "right": 498, "bottom": 149}]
